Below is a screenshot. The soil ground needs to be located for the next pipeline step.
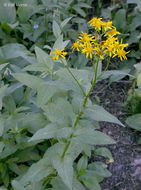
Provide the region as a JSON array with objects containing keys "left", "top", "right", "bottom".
[{"left": 91, "top": 77, "right": 141, "bottom": 190}]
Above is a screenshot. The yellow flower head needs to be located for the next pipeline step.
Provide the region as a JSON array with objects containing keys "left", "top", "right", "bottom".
[
  {"left": 72, "top": 41, "right": 81, "bottom": 52},
  {"left": 88, "top": 17, "right": 103, "bottom": 31},
  {"left": 78, "top": 32, "right": 95, "bottom": 43},
  {"left": 105, "top": 28, "right": 120, "bottom": 37},
  {"left": 82, "top": 43, "right": 94, "bottom": 59},
  {"left": 52, "top": 48, "right": 67, "bottom": 60},
  {"left": 94, "top": 46, "right": 104, "bottom": 59},
  {"left": 113, "top": 48, "right": 129, "bottom": 61},
  {"left": 102, "top": 21, "right": 113, "bottom": 31}
]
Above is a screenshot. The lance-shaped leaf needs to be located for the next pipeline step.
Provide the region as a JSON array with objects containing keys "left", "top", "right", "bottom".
[
  {"left": 28, "top": 123, "right": 72, "bottom": 142},
  {"left": 83, "top": 104, "right": 124, "bottom": 127},
  {"left": 73, "top": 128, "right": 115, "bottom": 145}
]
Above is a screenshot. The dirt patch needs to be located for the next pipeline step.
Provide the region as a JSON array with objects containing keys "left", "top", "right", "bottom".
[{"left": 91, "top": 79, "right": 141, "bottom": 190}]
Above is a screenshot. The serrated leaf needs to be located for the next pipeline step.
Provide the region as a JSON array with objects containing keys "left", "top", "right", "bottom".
[{"left": 84, "top": 104, "right": 124, "bottom": 126}]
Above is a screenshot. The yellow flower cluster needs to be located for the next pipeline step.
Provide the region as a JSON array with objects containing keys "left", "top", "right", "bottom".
[{"left": 71, "top": 17, "right": 129, "bottom": 61}]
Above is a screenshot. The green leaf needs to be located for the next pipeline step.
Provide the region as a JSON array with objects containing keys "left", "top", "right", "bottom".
[
  {"left": 53, "top": 20, "right": 61, "bottom": 38},
  {"left": 73, "top": 128, "right": 115, "bottom": 145},
  {"left": 0, "top": 0, "right": 16, "bottom": 23},
  {"left": 126, "top": 114, "right": 141, "bottom": 131},
  {"left": 0, "top": 43, "right": 35, "bottom": 64},
  {"left": 113, "top": 9, "right": 126, "bottom": 31},
  {"left": 52, "top": 177, "right": 85, "bottom": 190},
  {"left": 12, "top": 180, "right": 25, "bottom": 190},
  {"left": 77, "top": 155, "right": 88, "bottom": 173},
  {"left": 0, "top": 187, "right": 8, "bottom": 190},
  {"left": 109, "top": 69, "right": 131, "bottom": 83},
  {"left": 5, "top": 113, "right": 47, "bottom": 134},
  {"left": 137, "top": 73, "right": 141, "bottom": 86},
  {"left": 88, "top": 162, "right": 112, "bottom": 178},
  {"left": 4, "top": 95, "right": 16, "bottom": 115},
  {"left": 19, "top": 158, "right": 54, "bottom": 185},
  {"left": 52, "top": 155, "right": 73, "bottom": 190},
  {"left": 37, "top": 84, "right": 58, "bottom": 107},
  {"left": 13, "top": 73, "right": 43, "bottom": 90},
  {"left": 61, "top": 17, "right": 72, "bottom": 28},
  {"left": 0, "top": 143, "right": 18, "bottom": 159},
  {"left": 129, "top": 13, "right": 141, "bottom": 31},
  {"left": 84, "top": 104, "right": 124, "bottom": 126},
  {"left": 52, "top": 35, "right": 70, "bottom": 50},
  {"left": 0, "top": 85, "right": 8, "bottom": 110},
  {"left": 82, "top": 178, "right": 101, "bottom": 190},
  {"left": 28, "top": 123, "right": 58, "bottom": 142},
  {"left": 42, "top": 98, "right": 75, "bottom": 125},
  {"left": 101, "top": 70, "right": 134, "bottom": 81},
  {"left": 73, "top": 6, "right": 86, "bottom": 17},
  {"left": 95, "top": 147, "right": 114, "bottom": 163},
  {"left": 0, "top": 142, "right": 4, "bottom": 153},
  {"left": 35, "top": 46, "right": 53, "bottom": 73},
  {"left": 0, "top": 63, "right": 9, "bottom": 71},
  {"left": 16, "top": 148, "right": 40, "bottom": 162},
  {"left": 24, "top": 182, "right": 43, "bottom": 190},
  {"left": 17, "top": 0, "right": 39, "bottom": 22}
]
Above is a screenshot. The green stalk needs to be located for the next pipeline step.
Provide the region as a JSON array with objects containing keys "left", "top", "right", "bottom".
[
  {"left": 51, "top": 61, "right": 55, "bottom": 80},
  {"left": 96, "top": 57, "right": 111, "bottom": 81},
  {"left": 60, "top": 59, "right": 86, "bottom": 97},
  {"left": 61, "top": 56, "right": 100, "bottom": 158}
]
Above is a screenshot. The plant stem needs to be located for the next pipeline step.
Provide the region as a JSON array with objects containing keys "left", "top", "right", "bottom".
[
  {"left": 61, "top": 57, "right": 100, "bottom": 158},
  {"left": 97, "top": 57, "right": 111, "bottom": 81},
  {"left": 61, "top": 59, "right": 86, "bottom": 97},
  {"left": 51, "top": 61, "right": 55, "bottom": 80}
]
